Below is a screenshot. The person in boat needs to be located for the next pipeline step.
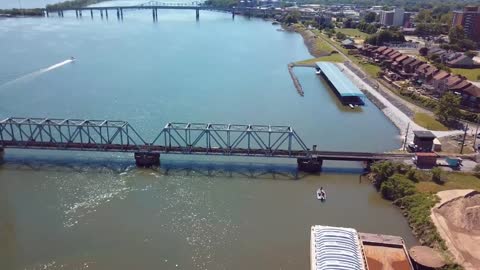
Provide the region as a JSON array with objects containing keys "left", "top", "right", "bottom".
[{"left": 320, "top": 187, "right": 325, "bottom": 196}]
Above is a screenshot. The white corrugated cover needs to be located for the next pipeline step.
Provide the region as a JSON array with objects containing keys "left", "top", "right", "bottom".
[{"left": 310, "top": 225, "right": 366, "bottom": 270}]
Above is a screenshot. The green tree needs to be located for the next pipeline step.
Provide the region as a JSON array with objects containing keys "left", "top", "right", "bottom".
[
  {"left": 380, "top": 174, "right": 416, "bottom": 201},
  {"left": 431, "top": 167, "right": 443, "bottom": 184},
  {"left": 364, "top": 12, "right": 376, "bottom": 23},
  {"left": 371, "top": 161, "right": 395, "bottom": 188},
  {"left": 435, "top": 92, "right": 461, "bottom": 124},
  {"left": 285, "top": 10, "right": 300, "bottom": 24},
  {"left": 449, "top": 25, "right": 465, "bottom": 44},
  {"left": 336, "top": 32, "right": 347, "bottom": 40}
]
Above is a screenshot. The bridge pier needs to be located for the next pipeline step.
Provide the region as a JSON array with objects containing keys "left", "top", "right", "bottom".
[
  {"left": 75, "top": 10, "right": 79, "bottom": 18},
  {"left": 152, "top": 9, "right": 156, "bottom": 22},
  {"left": 0, "top": 148, "right": 4, "bottom": 163},
  {"left": 117, "top": 8, "right": 120, "bottom": 20},
  {"left": 120, "top": 8, "right": 123, "bottom": 19},
  {"left": 79, "top": 10, "right": 82, "bottom": 17},
  {"left": 105, "top": 9, "right": 108, "bottom": 19},
  {"left": 134, "top": 152, "right": 160, "bottom": 167},
  {"left": 100, "top": 9, "right": 103, "bottom": 19},
  {"left": 46, "top": 10, "right": 49, "bottom": 17},
  {"left": 232, "top": 10, "right": 235, "bottom": 19},
  {"left": 91, "top": 9, "right": 93, "bottom": 19},
  {"left": 196, "top": 8, "right": 199, "bottom": 20},
  {"left": 297, "top": 157, "right": 323, "bottom": 173}
]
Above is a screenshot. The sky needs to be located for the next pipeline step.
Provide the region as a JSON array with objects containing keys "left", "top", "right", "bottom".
[{"left": 0, "top": 0, "right": 64, "bottom": 9}]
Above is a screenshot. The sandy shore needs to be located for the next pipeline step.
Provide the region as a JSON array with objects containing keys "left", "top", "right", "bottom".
[{"left": 431, "top": 190, "right": 480, "bottom": 270}]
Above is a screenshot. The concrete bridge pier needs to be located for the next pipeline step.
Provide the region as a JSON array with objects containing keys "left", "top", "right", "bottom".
[
  {"left": 232, "top": 9, "right": 235, "bottom": 19},
  {"left": 46, "top": 10, "right": 49, "bottom": 17},
  {"left": 117, "top": 9, "right": 120, "bottom": 20},
  {"left": 120, "top": 8, "right": 123, "bottom": 19},
  {"left": 0, "top": 148, "right": 4, "bottom": 163},
  {"left": 90, "top": 9, "right": 93, "bottom": 19},
  {"left": 297, "top": 157, "right": 323, "bottom": 172},
  {"left": 134, "top": 152, "right": 160, "bottom": 167},
  {"left": 61, "top": 10, "right": 64, "bottom": 17},
  {"left": 75, "top": 10, "right": 79, "bottom": 18},
  {"left": 100, "top": 9, "right": 103, "bottom": 19},
  {"left": 105, "top": 9, "right": 108, "bottom": 19},
  {"left": 79, "top": 10, "right": 82, "bottom": 17},
  {"left": 152, "top": 9, "right": 156, "bottom": 21},
  {"left": 195, "top": 8, "right": 199, "bottom": 20}
]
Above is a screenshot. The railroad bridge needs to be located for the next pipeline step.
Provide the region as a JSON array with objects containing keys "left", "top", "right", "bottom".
[{"left": 0, "top": 117, "right": 411, "bottom": 172}]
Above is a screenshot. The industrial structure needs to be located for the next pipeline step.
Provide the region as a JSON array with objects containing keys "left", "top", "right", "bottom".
[{"left": 315, "top": 62, "right": 365, "bottom": 106}]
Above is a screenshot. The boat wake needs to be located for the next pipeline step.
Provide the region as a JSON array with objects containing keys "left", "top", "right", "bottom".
[{"left": 0, "top": 58, "right": 75, "bottom": 88}]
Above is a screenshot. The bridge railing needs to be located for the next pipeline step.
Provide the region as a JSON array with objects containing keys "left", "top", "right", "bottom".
[{"left": 0, "top": 117, "right": 147, "bottom": 151}]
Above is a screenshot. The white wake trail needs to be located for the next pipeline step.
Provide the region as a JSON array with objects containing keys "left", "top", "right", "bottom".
[{"left": 0, "top": 58, "right": 75, "bottom": 88}]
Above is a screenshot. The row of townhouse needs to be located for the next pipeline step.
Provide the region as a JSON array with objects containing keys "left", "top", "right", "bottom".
[{"left": 359, "top": 45, "right": 480, "bottom": 110}]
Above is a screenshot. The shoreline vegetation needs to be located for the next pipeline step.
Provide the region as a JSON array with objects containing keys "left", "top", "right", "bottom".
[
  {"left": 0, "top": 9, "right": 44, "bottom": 17},
  {"left": 46, "top": 0, "right": 108, "bottom": 10},
  {"left": 368, "top": 161, "right": 480, "bottom": 270}
]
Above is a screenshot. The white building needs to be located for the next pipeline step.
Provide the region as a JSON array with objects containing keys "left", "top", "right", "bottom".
[{"left": 380, "top": 8, "right": 405, "bottom": 26}]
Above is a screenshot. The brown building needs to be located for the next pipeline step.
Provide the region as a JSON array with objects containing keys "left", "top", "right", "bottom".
[{"left": 452, "top": 6, "right": 480, "bottom": 43}]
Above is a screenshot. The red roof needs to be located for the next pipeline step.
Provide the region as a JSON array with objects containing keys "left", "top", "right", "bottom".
[
  {"left": 450, "top": 80, "right": 471, "bottom": 90},
  {"left": 375, "top": 46, "right": 387, "bottom": 53},
  {"left": 395, "top": 55, "right": 408, "bottom": 62},
  {"left": 464, "top": 85, "right": 480, "bottom": 98},
  {"left": 433, "top": 70, "right": 450, "bottom": 81},
  {"left": 445, "top": 75, "right": 463, "bottom": 87},
  {"left": 382, "top": 48, "right": 394, "bottom": 55},
  {"left": 401, "top": 57, "right": 416, "bottom": 65}
]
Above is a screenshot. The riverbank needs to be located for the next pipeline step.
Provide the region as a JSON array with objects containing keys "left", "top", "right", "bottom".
[
  {"left": 287, "top": 23, "right": 464, "bottom": 145},
  {"left": 0, "top": 9, "right": 44, "bottom": 17},
  {"left": 368, "top": 160, "right": 480, "bottom": 269}
]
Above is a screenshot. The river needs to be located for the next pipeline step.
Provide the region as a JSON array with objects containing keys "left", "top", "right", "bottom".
[{"left": 0, "top": 4, "right": 414, "bottom": 270}]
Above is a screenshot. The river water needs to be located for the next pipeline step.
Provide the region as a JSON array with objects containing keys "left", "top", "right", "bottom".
[{"left": 0, "top": 4, "right": 414, "bottom": 270}]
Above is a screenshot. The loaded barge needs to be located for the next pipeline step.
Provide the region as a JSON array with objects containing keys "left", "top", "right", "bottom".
[
  {"left": 315, "top": 62, "right": 365, "bottom": 106},
  {"left": 311, "top": 225, "right": 414, "bottom": 270}
]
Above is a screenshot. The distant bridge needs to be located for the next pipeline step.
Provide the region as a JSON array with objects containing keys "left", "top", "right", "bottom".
[{"left": 0, "top": 117, "right": 411, "bottom": 171}]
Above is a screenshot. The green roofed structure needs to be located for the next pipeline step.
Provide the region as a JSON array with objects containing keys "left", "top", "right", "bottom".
[{"left": 315, "top": 62, "right": 365, "bottom": 106}]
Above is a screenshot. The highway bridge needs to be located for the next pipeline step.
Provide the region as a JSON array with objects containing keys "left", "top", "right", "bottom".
[{"left": 0, "top": 117, "right": 411, "bottom": 171}]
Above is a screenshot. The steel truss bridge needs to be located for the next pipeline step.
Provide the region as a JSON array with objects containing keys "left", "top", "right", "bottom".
[{"left": 0, "top": 117, "right": 411, "bottom": 171}]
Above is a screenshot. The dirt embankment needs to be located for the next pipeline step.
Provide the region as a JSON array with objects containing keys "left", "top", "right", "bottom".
[
  {"left": 282, "top": 25, "right": 330, "bottom": 58},
  {"left": 431, "top": 190, "right": 480, "bottom": 270}
]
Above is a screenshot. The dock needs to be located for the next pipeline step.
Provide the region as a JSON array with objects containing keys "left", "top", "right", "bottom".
[
  {"left": 315, "top": 62, "right": 365, "bottom": 106},
  {"left": 288, "top": 63, "right": 304, "bottom": 96}
]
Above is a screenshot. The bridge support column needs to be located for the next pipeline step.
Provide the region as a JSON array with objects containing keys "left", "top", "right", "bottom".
[
  {"left": 105, "top": 9, "right": 108, "bottom": 19},
  {"left": 232, "top": 9, "right": 235, "bottom": 19},
  {"left": 100, "top": 9, "right": 103, "bottom": 19},
  {"left": 75, "top": 10, "right": 79, "bottom": 18},
  {"left": 117, "top": 8, "right": 120, "bottom": 20},
  {"left": 46, "top": 10, "right": 49, "bottom": 17},
  {"left": 90, "top": 9, "right": 93, "bottom": 19},
  {"left": 152, "top": 9, "right": 156, "bottom": 22},
  {"left": 0, "top": 148, "right": 4, "bottom": 163},
  {"left": 79, "top": 10, "right": 82, "bottom": 17},
  {"left": 120, "top": 8, "right": 123, "bottom": 19},
  {"left": 196, "top": 9, "right": 199, "bottom": 20},
  {"left": 61, "top": 10, "right": 64, "bottom": 17},
  {"left": 134, "top": 152, "right": 160, "bottom": 167},
  {"left": 297, "top": 157, "right": 323, "bottom": 173},
  {"left": 364, "top": 160, "right": 373, "bottom": 172}
]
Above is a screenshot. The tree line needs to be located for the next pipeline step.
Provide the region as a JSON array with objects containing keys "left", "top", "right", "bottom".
[{"left": 46, "top": 0, "right": 107, "bottom": 10}]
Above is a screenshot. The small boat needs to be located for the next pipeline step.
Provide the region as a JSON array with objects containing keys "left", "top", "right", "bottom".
[
  {"left": 315, "top": 69, "right": 321, "bottom": 75},
  {"left": 349, "top": 104, "right": 354, "bottom": 109},
  {"left": 316, "top": 189, "right": 326, "bottom": 201}
]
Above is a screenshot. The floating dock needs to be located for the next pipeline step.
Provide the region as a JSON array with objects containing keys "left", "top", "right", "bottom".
[{"left": 315, "top": 62, "right": 365, "bottom": 106}]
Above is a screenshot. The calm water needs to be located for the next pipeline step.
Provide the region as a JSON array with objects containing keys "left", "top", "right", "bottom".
[{"left": 0, "top": 5, "right": 413, "bottom": 270}]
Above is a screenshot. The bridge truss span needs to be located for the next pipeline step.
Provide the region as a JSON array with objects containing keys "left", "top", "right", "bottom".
[
  {"left": 151, "top": 122, "right": 310, "bottom": 157},
  {"left": 0, "top": 117, "right": 148, "bottom": 152}
]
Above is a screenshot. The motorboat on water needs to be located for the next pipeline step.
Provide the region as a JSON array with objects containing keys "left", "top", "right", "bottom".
[
  {"left": 316, "top": 189, "right": 326, "bottom": 201},
  {"left": 315, "top": 69, "right": 321, "bottom": 75},
  {"left": 349, "top": 104, "right": 354, "bottom": 109}
]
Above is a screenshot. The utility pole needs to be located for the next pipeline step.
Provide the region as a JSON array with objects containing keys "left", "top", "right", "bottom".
[
  {"left": 403, "top": 122, "right": 410, "bottom": 151},
  {"left": 461, "top": 124, "right": 468, "bottom": 154},
  {"left": 472, "top": 114, "right": 480, "bottom": 151}
]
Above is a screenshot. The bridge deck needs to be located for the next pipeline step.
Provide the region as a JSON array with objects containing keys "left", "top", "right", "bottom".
[{"left": 0, "top": 140, "right": 411, "bottom": 161}]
